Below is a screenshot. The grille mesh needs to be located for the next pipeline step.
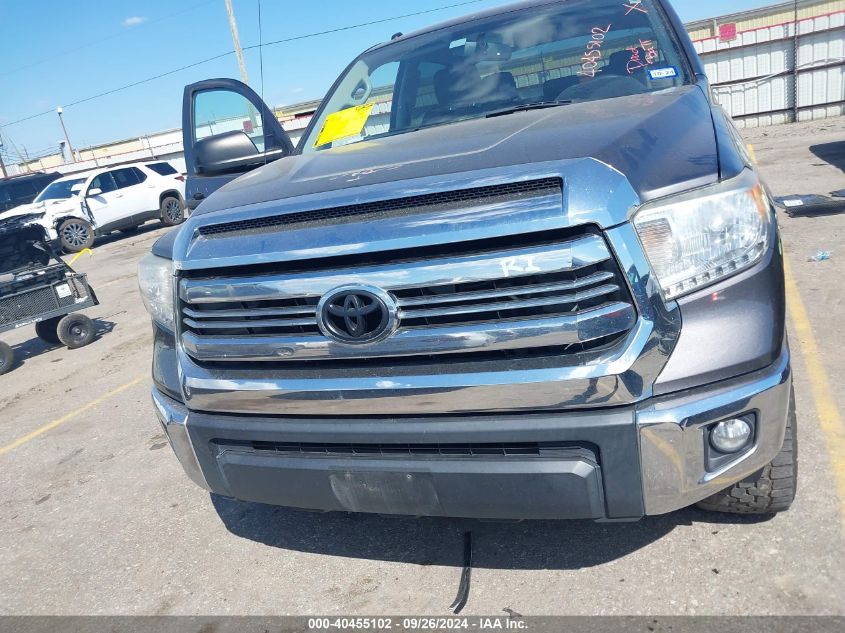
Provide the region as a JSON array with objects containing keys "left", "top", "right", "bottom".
[
  {"left": 198, "top": 178, "right": 562, "bottom": 237},
  {"left": 214, "top": 439, "right": 591, "bottom": 458}
]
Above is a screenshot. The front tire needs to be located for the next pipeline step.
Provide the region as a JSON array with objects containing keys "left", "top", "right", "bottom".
[
  {"left": 57, "top": 314, "right": 96, "bottom": 349},
  {"left": 59, "top": 218, "right": 95, "bottom": 252},
  {"left": 697, "top": 387, "right": 797, "bottom": 514},
  {"left": 0, "top": 341, "right": 14, "bottom": 375},
  {"left": 160, "top": 196, "right": 185, "bottom": 227}
]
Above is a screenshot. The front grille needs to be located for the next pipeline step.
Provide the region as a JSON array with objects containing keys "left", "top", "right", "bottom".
[
  {"left": 181, "top": 259, "right": 623, "bottom": 337},
  {"left": 213, "top": 439, "right": 595, "bottom": 459},
  {"left": 179, "top": 228, "right": 637, "bottom": 365},
  {"left": 198, "top": 178, "right": 562, "bottom": 237}
]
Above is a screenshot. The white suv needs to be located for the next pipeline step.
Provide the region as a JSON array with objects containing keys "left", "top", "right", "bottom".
[{"left": 0, "top": 161, "right": 186, "bottom": 252}]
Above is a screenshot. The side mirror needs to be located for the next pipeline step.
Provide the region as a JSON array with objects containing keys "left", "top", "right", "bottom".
[
  {"left": 194, "top": 130, "right": 284, "bottom": 176},
  {"left": 87, "top": 188, "right": 102, "bottom": 197},
  {"left": 70, "top": 183, "right": 84, "bottom": 195}
]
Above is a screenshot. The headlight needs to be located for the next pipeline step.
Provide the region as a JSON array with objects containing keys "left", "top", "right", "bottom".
[
  {"left": 633, "top": 170, "right": 771, "bottom": 300},
  {"left": 138, "top": 253, "right": 175, "bottom": 330}
]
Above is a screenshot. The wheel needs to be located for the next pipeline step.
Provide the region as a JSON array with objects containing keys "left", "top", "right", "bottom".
[
  {"left": 160, "top": 196, "right": 185, "bottom": 227},
  {"left": 59, "top": 218, "right": 95, "bottom": 252},
  {"left": 57, "top": 314, "right": 96, "bottom": 349},
  {"left": 697, "top": 387, "right": 797, "bottom": 514},
  {"left": 0, "top": 341, "right": 14, "bottom": 375},
  {"left": 35, "top": 317, "right": 62, "bottom": 345}
]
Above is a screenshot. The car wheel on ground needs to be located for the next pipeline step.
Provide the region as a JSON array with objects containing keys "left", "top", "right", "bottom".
[
  {"left": 697, "top": 387, "right": 797, "bottom": 514},
  {"left": 57, "top": 314, "right": 96, "bottom": 349},
  {"left": 59, "top": 218, "right": 95, "bottom": 252},
  {"left": 0, "top": 341, "right": 14, "bottom": 375},
  {"left": 160, "top": 196, "right": 185, "bottom": 227},
  {"left": 35, "top": 317, "right": 63, "bottom": 345}
]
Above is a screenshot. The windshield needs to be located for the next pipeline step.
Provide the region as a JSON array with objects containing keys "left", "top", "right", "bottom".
[
  {"left": 34, "top": 178, "right": 87, "bottom": 201},
  {"left": 303, "top": 0, "right": 689, "bottom": 152}
]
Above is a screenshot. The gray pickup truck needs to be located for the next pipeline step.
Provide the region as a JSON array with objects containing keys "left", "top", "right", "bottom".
[{"left": 139, "top": 0, "right": 796, "bottom": 521}]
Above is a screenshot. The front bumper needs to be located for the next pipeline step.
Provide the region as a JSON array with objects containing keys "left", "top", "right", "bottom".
[{"left": 152, "top": 347, "right": 791, "bottom": 520}]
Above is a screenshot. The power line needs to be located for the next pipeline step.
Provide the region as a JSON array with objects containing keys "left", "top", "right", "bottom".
[
  {"left": 0, "top": 0, "right": 488, "bottom": 131},
  {"left": 247, "top": 0, "right": 486, "bottom": 50},
  {"left": 0, "top": 0, "right": 217, "bottom": 79},
  {"left": 1, "top": 50, "right": 235, "bottom": 128}
]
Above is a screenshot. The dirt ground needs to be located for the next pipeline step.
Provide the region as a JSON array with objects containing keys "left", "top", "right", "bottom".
[{"left": 1, "top": 118, "right": 844, "bottom": 616}]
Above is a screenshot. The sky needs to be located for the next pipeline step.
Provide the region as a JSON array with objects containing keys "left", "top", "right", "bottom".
[{"left": 0, "top": 0, "right": 779, "bottom": 163}]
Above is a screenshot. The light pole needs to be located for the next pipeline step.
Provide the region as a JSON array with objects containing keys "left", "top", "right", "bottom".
[{"left": 57, "top": 107, "right": 76, "bottom": 162}]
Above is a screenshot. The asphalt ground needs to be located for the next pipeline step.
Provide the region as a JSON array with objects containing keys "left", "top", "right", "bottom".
[{"left": 1, "top": 118, "right": 845, "bottom": 616}]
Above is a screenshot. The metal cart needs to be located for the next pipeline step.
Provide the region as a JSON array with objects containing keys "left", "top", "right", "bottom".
[{"left": 0, "top": 214, "right": 99, "bottom": 375}]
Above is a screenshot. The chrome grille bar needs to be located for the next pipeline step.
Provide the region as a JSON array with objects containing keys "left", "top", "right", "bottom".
[
  {"left": 399, "top": 284, "right": 620, "bottom": 320},
  {"left": 182, "top": 317, "right": 317, "bottom": 330},
  {"left": 181, "top": 303, "right": 636, "bottom": 362},
  {"left": 395, "top": 270, "right": 615, "bottom": 307},
  {"left": 182, "top": 305, "right": 316, "bottom": 319}
]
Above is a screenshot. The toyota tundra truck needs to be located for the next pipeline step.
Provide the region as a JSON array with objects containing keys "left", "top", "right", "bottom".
[{"left": 139, "top": 0, "right": 796, "bottom": 520}]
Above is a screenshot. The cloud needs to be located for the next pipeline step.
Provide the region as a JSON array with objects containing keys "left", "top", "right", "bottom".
[
  {"left": 122, "top": 16, "right": 147, "bottom": 27},
  {"left": 289, "top": 87, "right": 305, "bottom": 94}
]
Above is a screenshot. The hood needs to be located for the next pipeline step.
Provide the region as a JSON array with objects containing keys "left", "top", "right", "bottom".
[
  {"left": 197, "top": 85, "right": 719, "bottom": 217},
  {"left": 0, "top": 202, "right": 39, "bottom": 220},
  {"left": 0, "top": 197, "right": 77, "bottom": 221}
]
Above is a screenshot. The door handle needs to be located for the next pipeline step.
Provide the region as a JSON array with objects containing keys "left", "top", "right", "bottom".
[
  {"left": 115, "top": 193, "right": 124, "bottom": 198},
  {"left": 192, "top": 192, "right": 205, "bottom": 201}
]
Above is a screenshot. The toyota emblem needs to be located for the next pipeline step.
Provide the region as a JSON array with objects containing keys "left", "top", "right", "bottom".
[{"left": 316, "top": 285, "right": 397, "bottom": 344}]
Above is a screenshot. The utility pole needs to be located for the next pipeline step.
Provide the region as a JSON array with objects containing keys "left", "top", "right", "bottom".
[
  {"left": 224, "top": 0, "right": 250, "bottom": 86},
  {"left": 57, "top": 107, "right": 76, "bottom": 162},
  {"left": 21, "top": 146, "right": 32, "bottom": 173},
  {"left": 0, "top": 136, "right": 7, "bottom": 178}
]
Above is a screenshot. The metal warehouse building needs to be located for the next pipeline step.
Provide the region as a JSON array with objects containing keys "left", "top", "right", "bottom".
[
  {"left": 688, "top": 0, "right": 845, "bottom": 127},
  {"left": 9, "top": 0, "right": 845, "bottom": 175}
]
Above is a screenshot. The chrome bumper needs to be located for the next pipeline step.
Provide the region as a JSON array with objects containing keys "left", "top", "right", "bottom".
[
  {"left": 152, "top": 348, "right": 791, "bottom": 517},
  {"left": 151, "top": 389, "right": 209, "bottom": 491},
  {"left": 638, "top": 347, "right": 791, "bottom": 515}
]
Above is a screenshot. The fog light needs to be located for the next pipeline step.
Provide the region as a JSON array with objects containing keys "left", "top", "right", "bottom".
[{"left": 710, "top": 418, "right": 753, "bottom": 453}]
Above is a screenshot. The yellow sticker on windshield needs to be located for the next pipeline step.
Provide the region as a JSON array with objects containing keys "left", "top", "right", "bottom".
[{"left": 315, "top": 103, "right": 375, "bottom": 147}]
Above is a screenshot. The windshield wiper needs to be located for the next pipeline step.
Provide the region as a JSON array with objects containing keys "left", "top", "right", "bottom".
[{"left": 485, "top": 100, "right": 573, "bottom": 118}]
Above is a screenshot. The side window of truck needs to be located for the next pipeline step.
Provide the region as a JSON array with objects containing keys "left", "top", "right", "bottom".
[{"left": 194, "top": 89, "right": 266, "bottom": 152}]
